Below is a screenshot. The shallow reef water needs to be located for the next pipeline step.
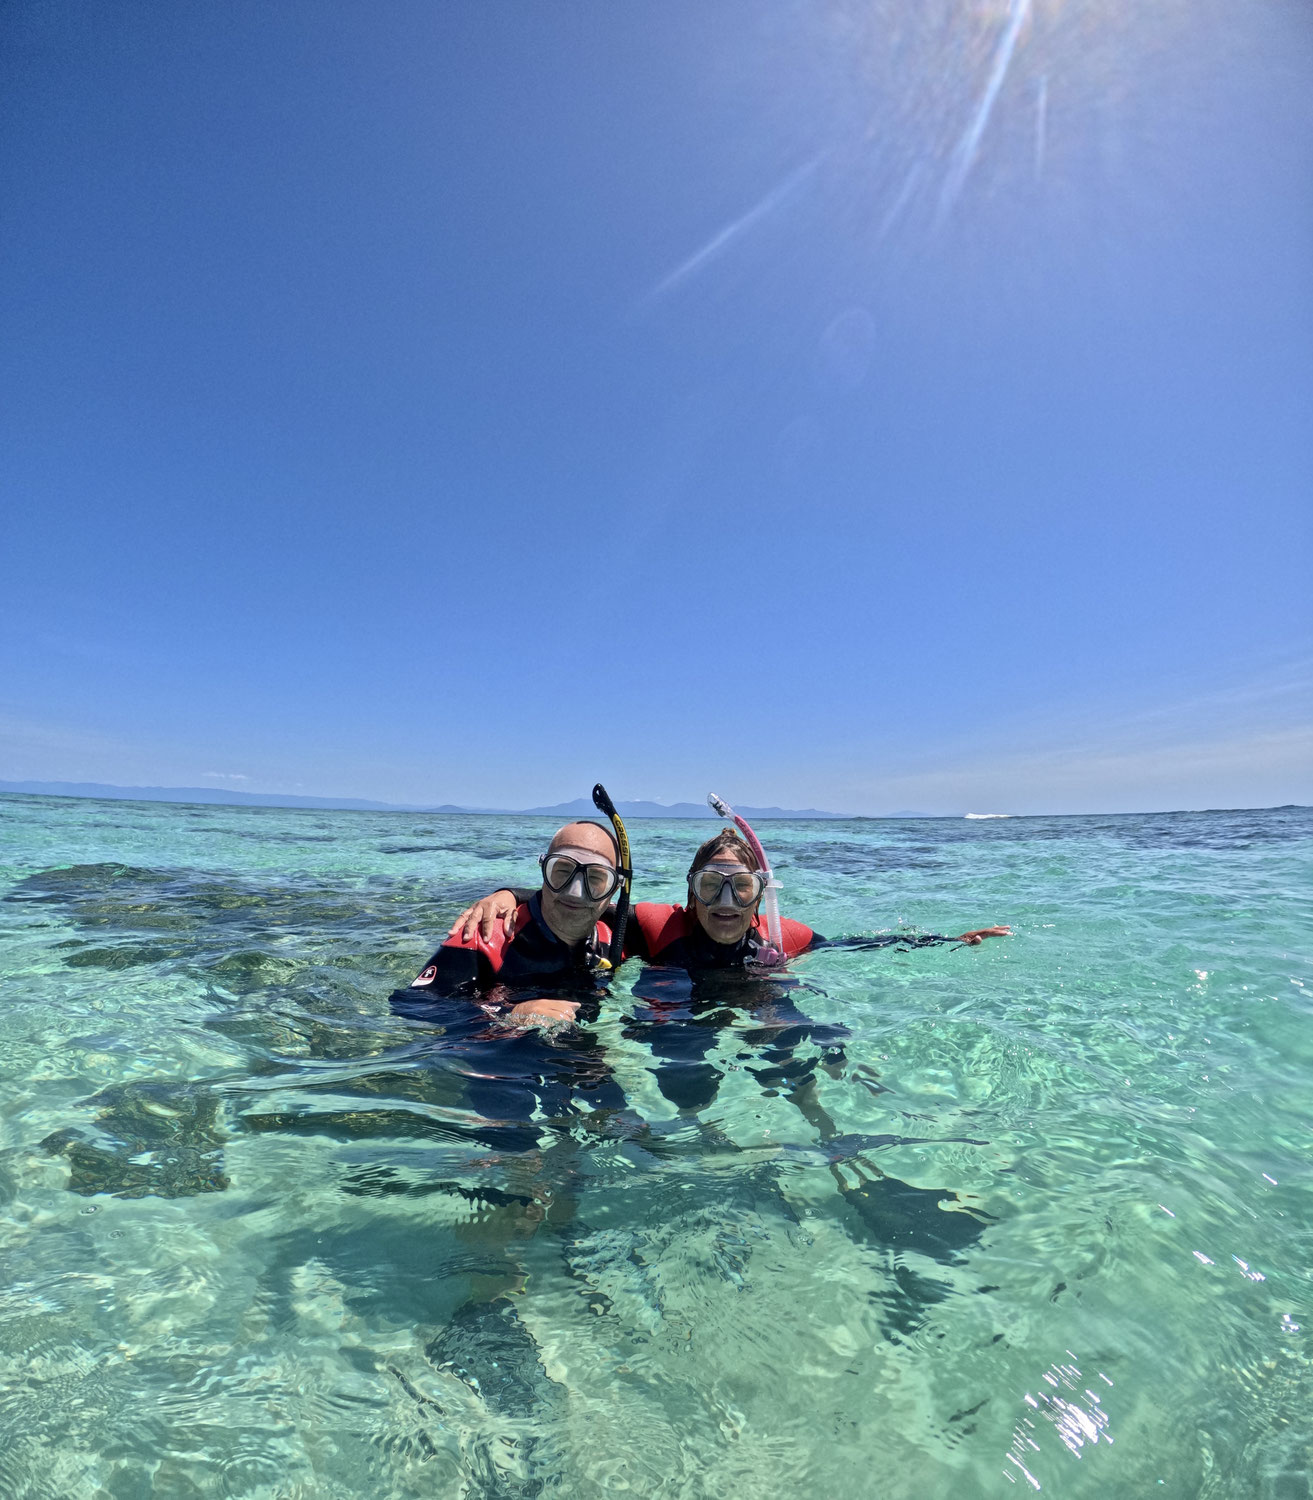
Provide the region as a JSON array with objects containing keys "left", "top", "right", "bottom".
[{"left": 0, "top": 793, "right": 1309, "bottom": 1498}]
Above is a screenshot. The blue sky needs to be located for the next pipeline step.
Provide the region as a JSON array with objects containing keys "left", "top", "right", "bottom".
[{"left": 2, "top": 0, "right": 1310, "bottom": 815}]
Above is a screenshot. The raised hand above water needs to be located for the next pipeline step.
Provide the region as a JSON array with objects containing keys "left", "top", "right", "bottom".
[{"left": 449, "top": 889, "right": 520, "bottom": 944}]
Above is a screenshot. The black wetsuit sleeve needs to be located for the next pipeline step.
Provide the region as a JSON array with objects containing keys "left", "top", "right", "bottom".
[
  {"left": 810, "top": 932, "right": 958, "bottom": 951},
  {"left": 423, "top": 944, "right": 483, "bottom": 986},
  {"left": 471, "top": 885, "right": 535, "bottom": 908},
  {"left": 389, "top": 943, "right": 493, "bottom": 1023},
  {"left": 392, "top": 942, "right": 483, "bottom": 999}
]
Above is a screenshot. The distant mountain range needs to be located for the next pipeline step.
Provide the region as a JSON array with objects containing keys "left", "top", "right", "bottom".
[
  {"left": 518, "top": 797, "right": 859, "bottom": 820},
  {"left": 0, "top": 780, "right": 934, "bottom": 818}
]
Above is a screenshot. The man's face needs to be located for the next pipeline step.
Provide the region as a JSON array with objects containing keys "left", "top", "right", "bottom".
[{"left": 538, "top": 822, "right": 619, "bottom": 944}]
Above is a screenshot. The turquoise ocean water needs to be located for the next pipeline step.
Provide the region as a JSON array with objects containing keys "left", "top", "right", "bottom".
[{"left": 0, "top": 792, "right": 1309, "bottom": 1499}]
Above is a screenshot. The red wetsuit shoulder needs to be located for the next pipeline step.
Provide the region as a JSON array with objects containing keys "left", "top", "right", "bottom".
[
  {"left": 446, "top": 902, "right": 531, "bottom": 972},
  {"left": 756, "top": 913, "right": 816, "bottom": 957},
  {"left": 628, "top": 903, "right": 814, "bottom": 962},
  {"left": 626, "top": 902, "right": 690, "bottom": 962}
]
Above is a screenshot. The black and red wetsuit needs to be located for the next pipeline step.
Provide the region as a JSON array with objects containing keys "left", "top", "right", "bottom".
[
  {"left": 623, "top": 903, "right": 815, "bottom": 968},
  {"left": 397, "top": 893, "right": 612, "bottom": 1006},
  {"left": 604, "top": 903, "right": 839, "bottom": 1118},
  {"left": 389, "top": 894, "right": 622, "bottom": 1148},
  {"left": 610, "top": 904, "right": 959, "bottom": 1117}
]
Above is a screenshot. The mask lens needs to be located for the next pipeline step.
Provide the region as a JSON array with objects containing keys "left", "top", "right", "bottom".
[
  {"left": 584, "top": 863, "right": 618, "bottom": 899},
  {"left": 692, "top": 867, "right": 759, "bottom": 906},
  {"left": 543, "top": 854, "right": 579, "bottom": 891},
  {"left": 543, "top": 854, "right": 616, "bottom": 899}
]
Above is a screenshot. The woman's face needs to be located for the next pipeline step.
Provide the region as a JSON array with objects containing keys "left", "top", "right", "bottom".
[{"left": 690, "top": 849, "right": 760, "bottom": 946}]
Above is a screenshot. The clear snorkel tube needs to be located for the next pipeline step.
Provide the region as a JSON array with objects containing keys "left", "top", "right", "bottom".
[{"left": 707, "top": 792, "right": 786, "bottom": 967}]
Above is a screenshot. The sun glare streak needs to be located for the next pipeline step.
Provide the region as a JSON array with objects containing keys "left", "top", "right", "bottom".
[
  {"left": 638, "top": 152, "right": 828, "bottom": 304},
  {"left": 939, "top": 0, "right": 1035, "bottom": 220},
  {"left": 1034, "top": 73, "right": 1049, "bottom": 179},
  {"left": 876, "top": 162, "right": 926, "bottom": 241}
]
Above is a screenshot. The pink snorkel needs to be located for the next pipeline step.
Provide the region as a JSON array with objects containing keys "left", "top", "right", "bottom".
[{"left": 707, "top": 792, "right": 787, "bottom": 967}]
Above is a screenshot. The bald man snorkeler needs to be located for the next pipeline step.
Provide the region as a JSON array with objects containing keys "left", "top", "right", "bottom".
[{"left": 393, "top": 819, "right": 625, "bottom": 1030}]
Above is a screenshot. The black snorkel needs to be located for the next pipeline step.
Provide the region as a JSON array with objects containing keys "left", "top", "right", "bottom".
[{"left": 591, "top": 782, "right": 632, "bottom": 971}]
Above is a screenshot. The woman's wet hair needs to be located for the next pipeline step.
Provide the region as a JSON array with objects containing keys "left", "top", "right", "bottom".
[{"left": 686, "top": 828, "right": 760, "bottom": 895}]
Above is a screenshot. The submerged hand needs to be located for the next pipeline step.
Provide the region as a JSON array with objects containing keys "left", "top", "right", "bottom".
[
  {"left": 956, "top": 926, "right": 1012, "bottom": 945},
  {"left": 449, "top": 889, "right": 520, "bottom": 943},
  {"left": 504, "top": 999, "right": 580, "bottom": 1030}
]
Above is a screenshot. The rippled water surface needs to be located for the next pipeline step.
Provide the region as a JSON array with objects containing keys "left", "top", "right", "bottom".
[{"left": 1, "top": 793, "right": 1310, "bottom": 1498}]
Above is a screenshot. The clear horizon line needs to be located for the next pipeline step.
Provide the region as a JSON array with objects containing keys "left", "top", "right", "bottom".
[{"left": 0, "top": 779, "right": 1306, "bottom": 821}]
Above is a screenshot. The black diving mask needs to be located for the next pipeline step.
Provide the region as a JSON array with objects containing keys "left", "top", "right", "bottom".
[
  {"left": 540, "top": 853, "right": 623, "bottom": 901},
  {"left": 689, "top": 866, "right": 767, "bottom": 908}
]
